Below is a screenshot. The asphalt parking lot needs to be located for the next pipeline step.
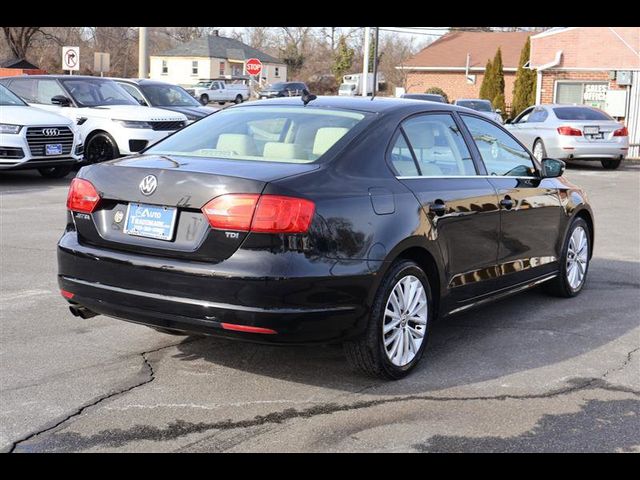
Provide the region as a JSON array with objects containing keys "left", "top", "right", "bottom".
[{"left": 1, "top": 161, "right": 639, "bottom": 453}]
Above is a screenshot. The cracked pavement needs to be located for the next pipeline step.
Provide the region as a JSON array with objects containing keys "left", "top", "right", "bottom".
[{"left": 1, "top": 163, "right": 639, "bottom": 452}]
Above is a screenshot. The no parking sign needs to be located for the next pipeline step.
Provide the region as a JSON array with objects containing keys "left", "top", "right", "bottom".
[{"left": 62, "top": 46, "right": 80, "bottom": 72}]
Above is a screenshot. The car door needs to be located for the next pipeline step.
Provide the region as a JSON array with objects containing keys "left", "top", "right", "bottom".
[
  {"left": 390, "top": 112, "right": 502, "bottom": 303},
  {"left": 507, "top": 106, "right": 534, "bottom": 147},
  {"left": 459, "top": 113, "right": 564, "bottom": 287},
  {"left": 5, "top": 77, "right": 72, "bottom": 118}
]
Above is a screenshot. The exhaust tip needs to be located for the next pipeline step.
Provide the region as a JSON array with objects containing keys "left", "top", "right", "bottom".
[{"left": 69, "top": 305, "right": 98, "bottom": 319}]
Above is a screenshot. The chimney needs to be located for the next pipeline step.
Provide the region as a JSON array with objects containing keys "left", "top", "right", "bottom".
[{"left": 212, "top": 29, "right": 219, "bottom": 37}]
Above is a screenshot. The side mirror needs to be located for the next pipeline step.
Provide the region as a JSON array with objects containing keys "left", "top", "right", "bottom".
[
  {"left": 495, "top": 109, "right": 502, "bottom": 114},
  {"left": 51, "top": 95, "right": 71, "bottom": 107},
  {"left": 505, "top": 118, "right": 513, "bottom": 124},
  {"left": 540, "top": 158, "right": 566, "bottom": 178},
  {"left": 200, "top": 97, "right": 208, "bottom": 106}
]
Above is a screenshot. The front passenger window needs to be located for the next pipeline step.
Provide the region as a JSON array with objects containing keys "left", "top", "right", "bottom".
[{"left": 461, "top": 114, "right": 535, "bottom": 177}]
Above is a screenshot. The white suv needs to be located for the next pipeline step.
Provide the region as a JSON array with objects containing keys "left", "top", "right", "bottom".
[
  {"left": 0, "top": 75, "right": 188, "bottom": 163},
  {"left": 0, "top": 84, "right": 83, "bottom": 178}
]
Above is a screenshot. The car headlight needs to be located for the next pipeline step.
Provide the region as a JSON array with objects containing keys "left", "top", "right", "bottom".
[
  {"left": 0, "top": 124, "right": 22, "bottom": 134},
  {"left": 112, "top": 119, "right": 152, "bottom": 129}
]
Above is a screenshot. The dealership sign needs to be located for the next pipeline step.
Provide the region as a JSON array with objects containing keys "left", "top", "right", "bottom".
[{"left": 583, "top": 84, "right": 607, "bottom": 102}]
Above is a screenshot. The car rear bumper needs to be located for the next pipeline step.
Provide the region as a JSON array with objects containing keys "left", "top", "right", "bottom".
[
  {"left": 547, "top": 139, "right": 629, "bottom": 160},
  {"left": 57, "top": 232, "right": 376, "bottom": 344}
]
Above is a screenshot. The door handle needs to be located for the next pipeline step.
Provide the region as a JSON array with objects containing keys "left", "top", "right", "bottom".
[
  {"left": 500, "top": 196, "right": 514, "bottom": 210},
  {"left": 429, "top": 200, "right": 446, "bottom": 216}
]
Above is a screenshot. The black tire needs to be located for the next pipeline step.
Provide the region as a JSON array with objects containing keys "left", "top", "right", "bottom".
[
  {"left": 85, "top": 132, "right": 120, "bottom": 163},
  {"left": 217, "top": 101, "right": 225, "bottom": 106},
  {"left": 200, "top": 94, "right": 209, "bottom": 105},
  {"left": 234, "top": 94, "right": 243, "bottom": 104},
  {"left": 544, "top": 217, "right": 591, "bottom": 298},
  {"left": 37, "top": 165, "right": 74, "bottom": 178},
  {"left": 533, "top": 138, "right": 547, "bottom": 161},
  {"left": 601, "top": 158, "right": 621, "bottom": 170},
  {"left": 343, "top": 260, "right": 433, "bottom": 380}
]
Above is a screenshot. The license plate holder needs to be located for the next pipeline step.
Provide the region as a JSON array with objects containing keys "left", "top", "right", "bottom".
[
  {"left": 45, "top": 144, "right": 63, "bottom": 155},
  {"left": 123, "top": 203, "right": 177, "bottom": 241},
  {"left": 583, "top": 126, "right": 600, "bottom": 135}
]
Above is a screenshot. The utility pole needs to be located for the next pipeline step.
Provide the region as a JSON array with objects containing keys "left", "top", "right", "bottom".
[
  {"left": 361, "top": 27, "right": 370, "bottom": 96},
  {"left": 138, "top": 27, "right": 149, "bottom": 79}
]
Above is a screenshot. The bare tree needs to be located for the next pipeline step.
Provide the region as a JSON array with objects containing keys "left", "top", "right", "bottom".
[{"left": 2, "top": 27, "right": 43, "bottom": 59}]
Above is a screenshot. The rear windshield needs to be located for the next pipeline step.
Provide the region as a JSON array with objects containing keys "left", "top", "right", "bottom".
[
  {"left": 403, "top": 94, "right": 444, "bottom": 102},
  {"left": 456, "top": 100, "right": 492, "bottom": 112},
  {"left": 146, "top": 106, "right": 368, "bottom": 163},
  {"left": 553, "top": 107, "right": 613, "bottom": 120}
]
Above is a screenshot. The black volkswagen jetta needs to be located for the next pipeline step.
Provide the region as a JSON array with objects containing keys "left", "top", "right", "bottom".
[{"left": 58, "top": 96, "right": 594, "bottom": 379}]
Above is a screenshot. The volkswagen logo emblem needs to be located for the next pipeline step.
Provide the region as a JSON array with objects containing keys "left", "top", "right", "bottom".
[
  {"left": 43, "top": 128, "right": 59, "bottom": 136},
  {"left": 139, "top": 175, "right": 158, "bottom": 196}
]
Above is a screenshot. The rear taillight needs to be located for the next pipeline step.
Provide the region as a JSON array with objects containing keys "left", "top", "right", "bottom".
[
  {"left": 66, "top": 178, "right": 100, "bottom": 213},
  {"left": 613, "top": 126, "right": 628, "bottom": 137},
  {"left": 557, "top": 126, "right": 582, "bottom": 136},
  {"left": 201, "top": 194, "right": 315, "bottom": 234}
]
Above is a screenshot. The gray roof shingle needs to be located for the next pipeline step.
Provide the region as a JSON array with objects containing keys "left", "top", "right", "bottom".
[{"left": 156, "top": 35, "right": 283, "bottom": 64}]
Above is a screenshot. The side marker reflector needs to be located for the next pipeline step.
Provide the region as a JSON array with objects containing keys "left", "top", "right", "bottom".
[{"left": 221, "top": 323, "right": 277, "bottom": 334}]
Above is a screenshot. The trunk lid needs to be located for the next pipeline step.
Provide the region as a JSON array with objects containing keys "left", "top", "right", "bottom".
[
  {"left": 563, "top": 120, "right": 624, "bottom": 143},
  {"left": 74, "top": 154, "right": 319, "bottom": 262}
]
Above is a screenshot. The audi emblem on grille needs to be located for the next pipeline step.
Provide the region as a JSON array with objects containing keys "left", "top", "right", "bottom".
[
  {"left": 139, "top": 175, "right": 158, "bottom": 196},
  {"left": 42, "top": 128, "right": 60, "bottom": 136}
]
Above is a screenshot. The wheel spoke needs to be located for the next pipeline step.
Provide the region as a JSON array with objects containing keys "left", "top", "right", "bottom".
[
  {"left": 408, "top": 325, "right": 424, "bottom": 338},
  {"left": 383, "top": 317, "right": 401, "bottom": 333},
  {"left": 384, "top": 328, "right": 400, "bottom": 347}
]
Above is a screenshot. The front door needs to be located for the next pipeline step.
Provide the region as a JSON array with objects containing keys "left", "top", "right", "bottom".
[
  {"left": 459, "top": 114, "right": 564, "bottom": 288},
  {"left": 390, "top": 112, "right": 501, "bottom": 302}
]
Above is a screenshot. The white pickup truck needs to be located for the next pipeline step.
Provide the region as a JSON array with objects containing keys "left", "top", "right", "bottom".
[{"left": 189, "top": 80, "right": 250, "bottom": 105}]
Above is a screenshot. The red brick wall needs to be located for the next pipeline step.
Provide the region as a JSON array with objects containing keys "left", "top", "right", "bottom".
[
  {"left": 405, "top": 70, "right": 517, "bottom": 107},
  {"left": 0, "top": 68, "right": 47, "bottom": 76},
  {"left": 539, "top": 70, "right": 624, "bottom": 104}
]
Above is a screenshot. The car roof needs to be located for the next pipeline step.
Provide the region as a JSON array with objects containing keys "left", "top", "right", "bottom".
[
  {"left": 455, "top": 98, "right": 491, "bottom": 102},
  {"left": 108, "top": 77, "right": 176, "bottom": 87},
  {"left": 238, "top": 95, "right": 461, "bottom": 114},
  {"left": 0, "top": 75, "right": 114, "bottom": 81}
]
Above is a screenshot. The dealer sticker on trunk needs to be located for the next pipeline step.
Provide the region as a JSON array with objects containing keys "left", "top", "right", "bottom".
[{"left": 123, "top": 203, "right": 177, "bottom": 241}]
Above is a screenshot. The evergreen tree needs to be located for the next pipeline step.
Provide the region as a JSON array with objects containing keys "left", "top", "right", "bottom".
[
  {"left": 332, "top": 36, "right": 354, "bottom": 81},
  {"left": 425, "top": 87, "right": 449, "bottom": 104},
  {"left": 479, "top": 58, "right": 494, "bottom": 101},
  {"left": 492, "top": 48, "right": 505, "bottom": 106},
  {"left": 511, "top": 37, "right": 537, "bottom": 118}
]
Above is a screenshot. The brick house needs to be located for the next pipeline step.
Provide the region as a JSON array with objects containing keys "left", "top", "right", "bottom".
[
  {"left": 397, "top": 31, "right": 531, "bottom": 111},
  {"left": 530, "top": 27, "right": 640, "bottom": 157}
]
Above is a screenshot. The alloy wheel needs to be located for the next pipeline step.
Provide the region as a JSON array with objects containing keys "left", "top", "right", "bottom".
[
  {"left": 382, "top": 275, "right": 428, "bottom": 367},
  {"left": 566, "top": 226, "right": 588, "bottom": 289}
]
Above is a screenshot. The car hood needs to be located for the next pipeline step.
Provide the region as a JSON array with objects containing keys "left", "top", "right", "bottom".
[
  {"left": 75, "top": 105, "right": 187, "bottom": 122},
  {"left": 2, "top": 105, "right": 74, "bottom": 126},
  {"left": 157, "top": 105, "right": 219, "bottom": 119}
]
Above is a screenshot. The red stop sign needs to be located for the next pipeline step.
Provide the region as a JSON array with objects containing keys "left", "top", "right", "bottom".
[{"left": 246, "top": 58, "right": 262, "bottom": 76}]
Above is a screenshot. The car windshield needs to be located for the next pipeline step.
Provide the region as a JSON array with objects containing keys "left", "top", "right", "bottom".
[
  {"left": 457, "top": 100, "right": 493, "bottom": 112},
  {"left": 0, "top": 84, "right": 27, "bottom": 106},
  {"left": 147, "top": 106, "right": 369, "bottom": 164},
  {"left": 59, "top": 78, "right": 138, "bottom": 107},
  {"left": 553, "top": 106, "right": 613, "bottom": 121},
  {"left": 269, "top": 83, "right": 286, "bottom": 91},
  {"left": 140, "top": 84, "right": 201, "bottom": 107},
  {"left": 195, "top": 81, "right": 211, "bottom": 87}
]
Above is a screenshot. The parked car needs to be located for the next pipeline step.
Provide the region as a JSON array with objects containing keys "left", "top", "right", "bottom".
[
  {"left": 453, "top": 98, "right": 503, "bottom": 124},
  {"left": 401, "top": 93, "right": 446, "bottom": 103},
  {"left": 58, "top": 96, "right": 594, "bottom": 379},
  {"left": 190, "top": 79, "right": 249, "bottom": 105},
  {"left": 259, "top": 82, "right": 308, "bottom": 99},
  {"left": 0, "top": 84, "right": 83, "bottom": 178},
  {"left": 112, "top": 78, "right": 218, "bottom": 123},
  {"left": 0, "top": 75, "right": 188, "bottom": 163},
  {"left": 505, "top": 104, "right": 629, "bottom": 169}
]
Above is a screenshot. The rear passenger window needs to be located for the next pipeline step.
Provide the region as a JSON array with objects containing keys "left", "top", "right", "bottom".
[
  {"left": 461, "top": 114, "right": 535, "bottom": 177},
  {"left": 389, "top": 133, "right": 419, "bottom": 176},
  {"left": 394, "top": 114, "right": 476, "bottom": 176}
]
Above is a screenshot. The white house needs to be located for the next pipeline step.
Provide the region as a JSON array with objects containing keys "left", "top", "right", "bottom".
[{"left": 150, "top": 31, "right": 287, "bottom": 87}]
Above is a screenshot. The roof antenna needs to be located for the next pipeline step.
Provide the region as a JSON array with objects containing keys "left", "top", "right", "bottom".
[
  {"left": 301, "top": 89, "right": 316, "bottom": 106},
  {"left": 371, "top": 27, "right": 379, "bottom": 100}
]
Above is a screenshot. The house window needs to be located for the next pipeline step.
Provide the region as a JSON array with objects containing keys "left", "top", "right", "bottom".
[
  {"left": 192, "top": 61, "right": 198, "bottom": 75},
  {"left": 219, "top": 61, "right": 225, "bottom": 76},
  {"left": 162, "top": 60, "right": 168, "bottom": 75},
  {"left": 555, "top": 81, "right": 608, "bottom": 109},
  {"left": 274, "top": 67, "right": 280, "bottom": 78}
]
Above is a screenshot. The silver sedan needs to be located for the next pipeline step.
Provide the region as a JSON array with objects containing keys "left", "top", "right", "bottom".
[{"left": 505, "top": 104, "right": 629, "bottom": 169}]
